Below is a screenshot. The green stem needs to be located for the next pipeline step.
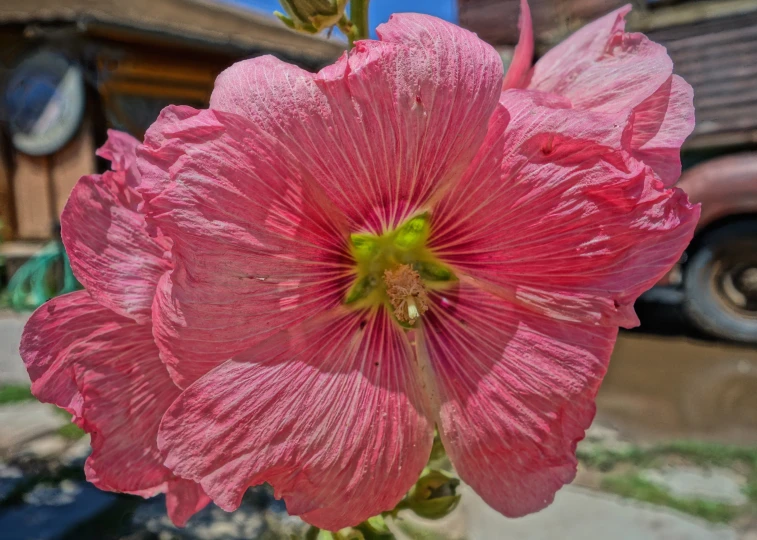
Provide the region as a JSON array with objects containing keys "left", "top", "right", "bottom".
[{"left": 349, "top": 0, "right": 370, "bottom": 47}]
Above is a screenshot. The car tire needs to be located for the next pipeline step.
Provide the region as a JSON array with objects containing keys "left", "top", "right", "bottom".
[{"left": 683, "top": 220, "right": 757, "bottom": 343}]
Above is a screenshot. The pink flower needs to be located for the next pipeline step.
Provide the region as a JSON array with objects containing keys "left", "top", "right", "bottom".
[
  {"left": 134, "top": 11, "right": 698, "bottom": 530},
  {"left": 20, "top": 130, "right": 209, "bottom": 526},
  {"left": 21, "top": 7, "right": 699, "bottom": 532}
]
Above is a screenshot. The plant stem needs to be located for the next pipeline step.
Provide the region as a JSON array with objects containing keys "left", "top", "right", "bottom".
[{"left": 349, "top": 0, "right": 370, "bottom": 47}]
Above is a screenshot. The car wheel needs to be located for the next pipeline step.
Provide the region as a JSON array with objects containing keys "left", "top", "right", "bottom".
[{"left": 683, "top": 220, "right": 757, "bottom": 343}]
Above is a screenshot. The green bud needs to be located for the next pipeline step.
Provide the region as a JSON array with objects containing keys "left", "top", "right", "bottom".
[
  {"left": 276, "top": 0, "right": 348, "bottom": 33},
  {"left": 306, "top": 528, "right": 364, "bottom": 540},
  {"left": 336, "top": 528, "right": 365, "bottom": 540},
  {"left": 363, "top": 514, "right": 391, "bottom": 534},
  {"left": 407, "top": 470, "right": 461, "bottom": 520}
]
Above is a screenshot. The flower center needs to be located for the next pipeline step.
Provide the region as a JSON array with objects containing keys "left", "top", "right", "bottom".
[{"left": 345, "top": 213, "right": 454, "bottom": 326}]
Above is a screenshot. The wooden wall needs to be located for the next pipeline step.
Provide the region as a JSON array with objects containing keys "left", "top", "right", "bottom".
[{"left": 7, "top": 116, "right": 95, "bottom": 240}]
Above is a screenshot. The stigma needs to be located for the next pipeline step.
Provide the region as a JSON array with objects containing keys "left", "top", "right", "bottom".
[{"left": 383, "top": 265, "right": 429, "bottom": 325}]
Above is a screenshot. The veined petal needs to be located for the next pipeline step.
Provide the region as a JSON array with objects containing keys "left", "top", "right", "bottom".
[
  {"left": 529, "top": 5, "right": 672, "bottom": 114},
  {"left": 166, "top": 479, "right": 212, "bottom": 528},
  {"left": 502, "top": 0, "right": 534, "bottom": 90},
  {"left": 73, "top": 323, "right": 180, "bottom": 496},
  {"left": 431, "top": 91, "right": 699, "bottom": 326},
  {"left": 62, "top": 132, "right": 171, "bottom": 324},
  {"left": 19, "top": 290, "right": 208, "bottom": 526},
  {"left": 158, "top": 308, "right": 433, "bottom": 531},
  {"left": 20, "top": 291, "right": 97, "bottom": 416},
  {"left": 420, "top": 283, "right": 617, "bottom": 517},
  {"left": 628, "top": 75, "right": 695, "bottom": 187},
  {"left": 528, "top": 6, "right": 693, "bottom": 185},
  {"left": 95, "top": 129, "right": 140, "bottom": 189},
  {"left": 207, "top": 13, "right": 503, "bottom": 233},
  {"left": 140, "top": 109, "right": 354, "bottom": 387}
]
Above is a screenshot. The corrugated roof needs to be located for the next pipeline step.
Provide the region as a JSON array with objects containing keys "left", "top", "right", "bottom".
[
  {"left": 647, "top": 10, "right": 757, "bottom": 148},
  {"left": 0, "top": 0, "right": 344, "bottom": 61}
]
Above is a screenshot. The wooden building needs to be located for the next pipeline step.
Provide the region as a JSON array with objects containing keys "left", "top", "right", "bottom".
[
  {"left": 0, "top": 0, "right": 343, "bottom": 251},
  {"left": 459, "top": 0, "right": 757, "bottom": 152}
]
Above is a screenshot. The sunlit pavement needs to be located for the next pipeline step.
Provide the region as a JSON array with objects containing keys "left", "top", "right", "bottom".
[
  {"left": 0, "top": 313, "right": 29, "bottom": 386},
  {"left": 462, "top": 486, "right": 737, "bottom": 540},
  {"left": 385, "top": 485, "right": 738, "bottom": 540}
]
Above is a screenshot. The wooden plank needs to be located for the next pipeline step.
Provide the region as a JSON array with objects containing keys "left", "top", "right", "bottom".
[
  {"left": 50, "top": 118, "right": 96, "bottom": 219},
  {"left": 14, "top": 152, "right": 53, "bottom": 240},
  {"left": 0, "top": 135, "right": 14, "bottom": 240}
]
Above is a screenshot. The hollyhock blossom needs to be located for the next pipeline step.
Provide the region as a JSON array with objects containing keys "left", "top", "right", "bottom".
[
  {"left": 20, "top": 131, "right": 209, "bottom": 526},
  {"left": 134, "top": 10, "right": 699, "bottom": 530}
]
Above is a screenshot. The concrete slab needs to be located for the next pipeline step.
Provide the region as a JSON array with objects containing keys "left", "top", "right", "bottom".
[
  {"left": 0, "top": 313, "right": 30, "bottom": 385},
  {"left": 642, "top": 466, "right": 749, "bottom": 506},
  {"left": 464, "top": 486, "right": 738, "bottom": 540},
  {"left": 0, "top": 402, "right": 67, "bottom": 450}
]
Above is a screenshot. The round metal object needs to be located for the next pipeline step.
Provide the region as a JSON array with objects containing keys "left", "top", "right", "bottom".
[{"left": 4, "top": 51, "right": 85, "bottom": 156}]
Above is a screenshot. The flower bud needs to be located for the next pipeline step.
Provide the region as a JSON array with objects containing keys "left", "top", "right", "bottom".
[
  {"left": 306, "top": 527, "right": 365, "bottom": 540},
  {"left": 276, "top": 0, "right": 348, "bottom": 33},
  {"left": 406, "top": 469, "right": 461, "bottom": 520}
]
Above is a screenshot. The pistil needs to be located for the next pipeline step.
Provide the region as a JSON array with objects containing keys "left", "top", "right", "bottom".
[{"left": 383, "top": 265, "right": 429, "bottom": 324}]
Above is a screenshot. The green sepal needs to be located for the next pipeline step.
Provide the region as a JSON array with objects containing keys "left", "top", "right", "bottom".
[{"left": 274, "top": 11, "right": 297, "bottom": 29}]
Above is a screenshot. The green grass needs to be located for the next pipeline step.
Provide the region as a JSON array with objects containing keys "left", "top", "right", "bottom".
[
  {"left": 0, "top": 384, "right": 35, "bottom": 405},
  {"left": 601, "top": 473, "right": 739, "bottom": 524},
  {"left": 579, "top": 440, "right": 757, "bottom": 472},
  {"left": 580, "top": 439, "right": 757, "bottom": 519},
  {"left": 56, "top": 423, "right": 86, "bottom": 440},
  {"left": 655, "top": 441, "right": 757, "bottom": 468}
]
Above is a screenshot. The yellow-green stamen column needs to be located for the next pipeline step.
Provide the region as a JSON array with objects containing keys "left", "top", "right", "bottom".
[{"left": 345, "top": 214, "right": 456, "bottom": 327}]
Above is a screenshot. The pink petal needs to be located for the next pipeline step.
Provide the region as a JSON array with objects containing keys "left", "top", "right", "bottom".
[
  {"left": 431, "top": 90, "right": 699, "bottom": 327},
  {"left": 206, "top": 13, "right": 503, "bottom": 233},
  {"left": 529, "top": 6, "right": 672, "bottom": 114},
  {"left": 20, "top": 291, "right": 98, "bottom": 416},
  {"left": 95, "top": 129, "right": 140, "bottom": 188},
  {"left": 628, "top": 75, "right": 695, "bottom": 186},
  {"left": 72, "top": 323, "right": 181, "bottom": 496},
  {"left": 420, "top": 282, "right": 617, "bottom": 517},
  {"left": 62, "top": 134, "right": 171, "bottom": 324},
  {"left": 166, "top": 479, "right": 212, "bottom": 527},
  {"left": 140, "top": 109, "right": 354, "bottom": 387},
  {"left": 158, "top": 308, "right": 433, "bottom": 531},
  {"left": 502, "top": 0, "right": 534, "bottom": 90},
  {"left": 19, "top": 290, "right": 208, "bottom": 526}
]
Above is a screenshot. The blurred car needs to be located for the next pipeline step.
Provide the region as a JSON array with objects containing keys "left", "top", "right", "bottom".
[{"left": 650, "top": 153, "right": 757, "bottom": 344}]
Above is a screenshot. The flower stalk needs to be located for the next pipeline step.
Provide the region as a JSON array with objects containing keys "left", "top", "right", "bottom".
[{"left": 349, "top": 0, "right": 370, "bottom": 45}]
